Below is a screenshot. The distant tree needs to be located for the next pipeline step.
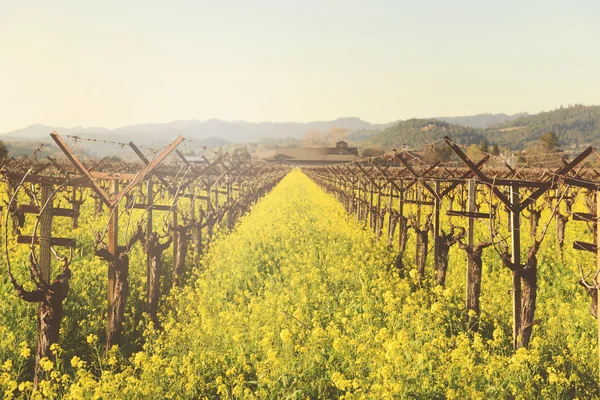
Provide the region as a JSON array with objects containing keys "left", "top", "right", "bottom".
[
  {"left": 329, "top": 127, "right": 348, "bottom": 144},
  {"left": 232, "top": 147, "right": 251, "bottom": 162},
  {"left": 303, "top": 130, "right": 324, "bottom": 147},
  {"left": 490, "top": 143, "right": 500, "bottom": 156},
  {"left": 523, "top": 132, "right": 564, "bottom": 167},
  {"left": 424, "top": 143, "right": 452, "bottom": 163},
  {"left": 466, "top": 144, "right": 486, "bottom": 163},
  {"left": 479, "top": 138, "right": 489, "bottom": 153},
  {"left": 540, "top": 132, "right": 560, "bottom": 151},
  {"left": 0, "top": 141, "right": 7, "bottom": 159},
  {"left": 361, "top": 148, "right": 384, "bottom": 158}
]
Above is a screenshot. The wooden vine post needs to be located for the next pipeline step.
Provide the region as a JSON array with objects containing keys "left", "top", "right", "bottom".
[
  {"left": 510, "top": 184, "right": 521, "bottom": 349},
  {"left": 107, "top": 179, "right": 119, "bottom": 338},
  {"left": 466, "top": 179, "right": 476, "bottom": 310},
  {"left": 597, "top": 189, "right": 600, "bottom": 389},
  {"left": 39, "top": 185, "right": 53, "bottom": 282},
  {"left": 433, "top": 180, "right": 441, "bottom": 271},
  {"left": 398, "top": 180, "right": 406, "bottom": 254}
]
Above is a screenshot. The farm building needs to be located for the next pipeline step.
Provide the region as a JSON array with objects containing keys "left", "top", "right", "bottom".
[{"left": 263, "top": 141, "right": 360, "bottom": 165}]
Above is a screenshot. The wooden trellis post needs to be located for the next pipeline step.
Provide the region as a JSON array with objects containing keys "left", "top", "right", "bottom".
[
  {"left": 398, "top": 180, "right": 405, "bottom": 252},
  {"left": 466, "top": 179, "right": 476, "bottom": 310},
  {"left": 39, "top": 185, "right": 53, "bottom": 282},
  {"left": 596, "top": 190, "right": 600, "bottom": 389},
  {"left": 107, "top": 179, "right": 118, "bottom": 334},
  {"left": 510, "top": 184, "right": 521, "bottom": 349},
  {"left": 388, "top": 182, "right": 394, "bottom": 245},
  {"left": 433, "top": 180, "right": 441, "bottom": 269},
  {"left": 146, "top": 178, "right": 153, "bottom": 295}
]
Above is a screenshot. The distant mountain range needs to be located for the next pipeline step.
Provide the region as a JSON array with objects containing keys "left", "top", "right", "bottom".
[
  {"left": 1, "top": 117, "right": 394, "bottom": 143},
  {"left": 0, "top": 117, "right": 395, "bottom": 157},
  {"left": 2, "top": 107, "right": 598, "bottom": 157}
]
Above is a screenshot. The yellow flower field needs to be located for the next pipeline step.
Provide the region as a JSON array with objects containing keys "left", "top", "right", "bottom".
[{"left": 2, "top": 169, "right": 599, "bottom": 398}]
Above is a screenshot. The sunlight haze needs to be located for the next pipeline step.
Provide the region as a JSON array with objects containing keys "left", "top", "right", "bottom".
[{"left": 0, "top": 0, "right": 598, "bottom": 132}]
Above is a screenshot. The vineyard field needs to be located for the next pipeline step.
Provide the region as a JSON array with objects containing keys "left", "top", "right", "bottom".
[{"left": 1, "top": 167, "right": 600, "bottom": 399}]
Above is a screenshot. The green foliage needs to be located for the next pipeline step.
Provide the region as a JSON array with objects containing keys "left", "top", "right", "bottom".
[
  {"left": 0, "top": 141, "right": 8, "bottom": 159},
  {"left": 540, "top": 132, "right": 560, "bottom": 151},
  {"left": 479, "top": 138, "right": 489, "bottom": 153},
  {"left": 490, "top": 143, "right": 500, "bottom": 156},
  {"left": 364, "top": 119, "right": 487, "bottom": 151},
  {"left": 486, "top": 104, "right": 600, "bottom": 150},
  {"left": 363, "top": 105, "right": 600, "bottom": 154},
  {"left": 437, "top": 113, "right": 529, "bottom": 128},
  {"left": 424, "top": 143, "right": 453, "bottom": 163}
]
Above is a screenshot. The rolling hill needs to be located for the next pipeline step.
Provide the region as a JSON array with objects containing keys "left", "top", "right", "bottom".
[
  {"left": 485, "top": 105, "right": 600, "bottom": 149},
  {"left": 364, "top": 118, "right": 487, "bottom": 151}
]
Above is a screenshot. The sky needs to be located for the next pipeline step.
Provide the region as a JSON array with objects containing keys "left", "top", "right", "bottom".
[{"left": 0, "top": 0, "right": 599, "bottom": 132}]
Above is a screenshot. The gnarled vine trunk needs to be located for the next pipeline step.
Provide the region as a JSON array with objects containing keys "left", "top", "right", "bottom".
[
  {"left": 435, "top": 227, "right": 465, "bottom": 287},
  {"left": 503, "top": 243, "right": 540, "bottom": 349},
  {"left": 415, "top": 229, "right": 429, "bottom": 278},
  {"left": 96, "top": 226, "right": 142, "bottom": 351},
  {"left": 556, "top": 213, "right": 568, "bottom": 258},
  {"left": 529, "top": 209, "right": 541, "bottom": 239},
  {"left": 12, "top": 268, "right": 70, "bottom": 387},
  {"left": 461, "top": 243, "right": 491, "bottom": 330},
  {"left": 142, "top": 232, "right": 172, "bottom": 322},
  {"left": 172, "top": 224, "right": 192, "bottom": 288}
]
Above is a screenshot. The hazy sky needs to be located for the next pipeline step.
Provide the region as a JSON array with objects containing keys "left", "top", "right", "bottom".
[{"left": 1, "top": 0, "right": 599, "bottom": 132}]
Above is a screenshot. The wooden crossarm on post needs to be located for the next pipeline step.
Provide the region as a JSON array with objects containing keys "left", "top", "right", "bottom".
[
  {"left": 354, "top": 163, "right": 381, "bottom": 191},
  {"left": 573, "top": 212, "right": 597, "bottom": 223},
  {"left": 17, "top": 235, "right": 75, "bottom": 247},
  {"left": 403, "top": 162, "right": 440, "bottom": 192},
  {"left": 519, "top": 146, "right": 593, "bottom": 211},
  {"left": 371, "top": 163, "right": 403, "bottom": 194},
  {"left": 393, "top": 152, "right": 440, "bottom": 201},
  {"left": 402, "top": 199, "right": 435, "bottom": 206},
  {"left": 345, "top": 165, "right": 361, "bottom": 183},
  {"left": 440, "top": 156, "right": 489, "bottom": 197},
  {"left": 113, "top": 136, "right": 184, "bottom": 207},
  {"left": 333, "top": 166, "right": 352, "bottom": 182},
  {"left": 50, "top": 131, "right": 112, "bottom": 207},
  {"left": 18, "top": 204, "right": 75, "bottom": 217},
  {"left": 574, "top": 241, "right": 597, "bottom": 254},
  {"left": 563, "top": 176, "right": 597, "bottom": 191},
  {"left": 131, "top": 203, "right": 172, "bottom": 211},
  {"left": 130, "top": 142, "right": 175, "bottom": 193},
  {"left": 446, "top": 210, "right": 492, "bottom": 219},
  {"left": 197, "top": 154, "right": 228, "bottom": 177},
  {"left": 443, "top": 136, "right": 515, "bottom": 213}
]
